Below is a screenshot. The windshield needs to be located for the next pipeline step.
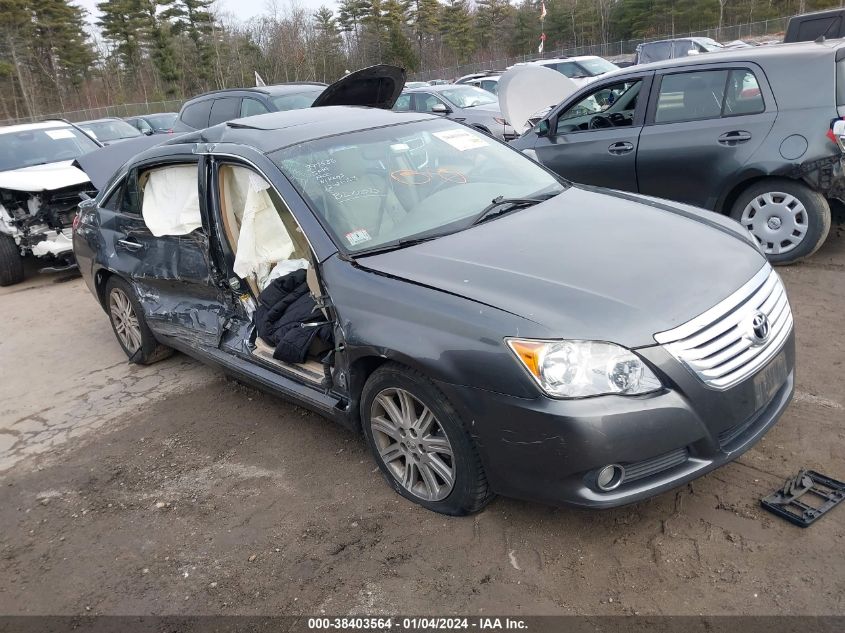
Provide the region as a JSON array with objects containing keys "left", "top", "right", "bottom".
[
  {"left": 146, "top": 113, "right": 177, "bottom": 129},
  {"left": 80, "top": 120, "right": 141, "bottom": 142},
  {"left": 0, "top": 126, "right": 100, "bottom": 171},
  {"left": 271, "top": 119, "right": 564, "bottom": 253},
  {"left": 578, "top": 58, "right": 619, "bottom": 76},
  {"left": 271, "top": 89, "right": 325, "bottom": 111},
  {"left": 439, "top": 86, "right": 497, "bottom": 108}
]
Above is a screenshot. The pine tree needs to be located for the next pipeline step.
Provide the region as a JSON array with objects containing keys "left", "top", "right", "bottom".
[
  {"left": 441, "top": 0, "right": 476, "bottom": 64},
  {"left": 337, "top": 0, "right": 371, "bottom": 64},
  {"left": 408, "top": 0, "right": 439, "bottom": 64},
  {"left": 476, "top": 0, "right": 514, "bottom": 55},
  {"left": 383, "top": 0, "right": 418, "bottom": 70},
  {"left": 313, "top": 6, "right": 344, "bottom": 82}
]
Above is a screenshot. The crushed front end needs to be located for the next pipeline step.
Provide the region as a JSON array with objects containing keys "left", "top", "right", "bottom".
[{"left": 0, "top": 183, "right": 95, "bottom": 271}]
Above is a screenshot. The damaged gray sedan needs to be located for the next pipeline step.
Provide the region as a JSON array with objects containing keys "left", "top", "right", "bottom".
[{"left": 73, "top": 106, "right": 795, "bottom": 515}]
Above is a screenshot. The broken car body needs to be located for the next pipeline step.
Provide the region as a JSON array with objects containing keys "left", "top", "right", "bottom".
[
  {"left": 0, "top": 120, "right": 100, "bottom": 285},
  {"left": 73, "top": 103, "right": 795, "bottom": 515}
]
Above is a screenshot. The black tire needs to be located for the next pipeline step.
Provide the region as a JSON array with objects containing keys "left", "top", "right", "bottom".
[
  {"left": 0, "top": 234, "right": 25, "bottom": 286},
  {"left": 729, "top": 178, "right": 831, "bottom": 265},
  {"left": 360, "top": 362, "right": 493, "bottom": 515},
  {"left": 105, "top": 276, "right": 173, "bottom": 364}
]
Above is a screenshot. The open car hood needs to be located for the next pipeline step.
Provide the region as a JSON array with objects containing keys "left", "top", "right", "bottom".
[
  {"left": 498, "top": 65, "right": 578, "bottom": 132},
  {"left": 0, "top": 161, "right": 90, "bottom": 193},
  {"left": 311, "top": 65, "right": 406, "bottom": 110},
  {"left": 73, "top": 134, "right": 166, "bottom": 191}
]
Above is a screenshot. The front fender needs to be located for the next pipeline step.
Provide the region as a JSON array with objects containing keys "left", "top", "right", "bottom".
[{"left": 321, "top": 255, "right": 550, "bottom": 399}]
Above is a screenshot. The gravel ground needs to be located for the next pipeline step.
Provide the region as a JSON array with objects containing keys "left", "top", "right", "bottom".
[{"left": 0, "top": 214, "right": 843, "bottom": 616}]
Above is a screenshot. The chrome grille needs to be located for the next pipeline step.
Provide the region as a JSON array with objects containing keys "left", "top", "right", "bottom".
[{"left": 654, "top": 265, "right": 792, "bottom": 390}]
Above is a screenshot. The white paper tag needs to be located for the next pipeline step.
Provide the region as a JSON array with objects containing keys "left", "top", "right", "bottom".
[
  {"left": 46, "top": 129, "right": 76, "bottom": 140},
  {"left": 433, "top": 129, "right": 489, "bottom": 151},
  {"left": 345, "top": 228, "right": 372, "bottom": 246}
]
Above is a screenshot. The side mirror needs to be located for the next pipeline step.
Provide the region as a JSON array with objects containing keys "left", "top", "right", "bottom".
[
  {"left": 687, "top": 49, "right": 700, "bottom": 56},
  {"left": 431, "top": 103, "right": 449, "bottom": 114},
  {"left": 536, "top": 119, "right": 551, "bottom": 137},
  {"left": 142, "top": 128, "right": 154, "bottom": 136},
  {"left": 833, "top": 120, "right": 845, "bottom": 151}
]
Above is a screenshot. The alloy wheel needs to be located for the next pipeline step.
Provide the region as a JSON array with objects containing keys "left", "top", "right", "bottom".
[
  {"left": 370, "top": 387, "right": 455, "bottom": 502},
  {"left": 740, "top": 191, "right": 808, "bottom": 256},
  {"left": 109, "top": 287, "right": 142, "bottom": 354}
]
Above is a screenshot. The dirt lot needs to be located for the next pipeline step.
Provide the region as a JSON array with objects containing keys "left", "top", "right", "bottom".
[{"left": 1, "top": 217, "right": 844, "bottom": 617}]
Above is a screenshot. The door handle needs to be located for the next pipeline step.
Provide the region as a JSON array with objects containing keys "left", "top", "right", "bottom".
[
  {"left": 718, "top": 131, "right": 752, "bottom": 145},
  {"left": 117, "top": 238, "right": 144, "bottom": 252},
  {"left": 608, "top": 141, "right": 634, "bottom": 155}
]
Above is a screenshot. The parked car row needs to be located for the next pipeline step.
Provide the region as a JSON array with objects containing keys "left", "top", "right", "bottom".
[{"left": 3, "top": 37, "right": 839, "bottom": 515}]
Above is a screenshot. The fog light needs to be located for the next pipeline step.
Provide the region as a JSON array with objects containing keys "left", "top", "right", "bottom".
[{"left": 596, "top": 464, "right": 625, "bottom": 491}]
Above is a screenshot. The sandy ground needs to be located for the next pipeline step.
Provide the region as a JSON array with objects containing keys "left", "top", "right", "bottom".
[{"left": 0, "top": 218, "right": 844, "bottom": 617}]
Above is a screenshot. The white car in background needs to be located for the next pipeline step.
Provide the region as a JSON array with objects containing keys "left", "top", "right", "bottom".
[
  {"left": 518, "top": 56, "right": 620, "bottom": 88},
  {"left": 0, "top": 120, "right": 100, "bottom": 285}
]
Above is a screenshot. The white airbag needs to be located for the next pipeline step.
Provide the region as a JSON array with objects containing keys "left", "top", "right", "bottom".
[
  {"left": 232, "top": 176, "right": 294, "bottom": 281},
  {"left": 142, "top": 165, "right": 202, "bottom": 237},
  {"left": 498, "top": 66, "right": 578, "bottom": 132}
]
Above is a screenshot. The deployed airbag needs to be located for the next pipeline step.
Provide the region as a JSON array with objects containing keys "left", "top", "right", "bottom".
[
  {"left": 142, "top": 165, "right": 202, "bottom": 236},
  {"left": 232, "top": 175, "right": 295, "bottom": 282}
]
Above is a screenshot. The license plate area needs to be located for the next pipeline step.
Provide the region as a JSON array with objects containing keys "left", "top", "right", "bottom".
[{"left": 753, "top": 351, "right": 788, "bottom": 410}]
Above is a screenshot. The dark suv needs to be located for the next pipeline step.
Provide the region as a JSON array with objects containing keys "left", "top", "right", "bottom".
[
  {"left": 512, "top": 40, "right": 845, "bottom": 264},
  {"left": 174, "top": 83, "right": 327, "bottom": 132}
]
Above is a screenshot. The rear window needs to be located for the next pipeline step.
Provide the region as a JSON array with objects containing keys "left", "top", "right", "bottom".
[
  {"left": 655, "top": 70, "right": 728, "bottom": 123},
  {"left": 181, "top": 100, "right": 212, "bottom": 129},
  {"left": 838, "top": 59, "right": 845, "bottom": 107},
  {"left": 270, "top": 89, "right": 324, "bottom": 111},
  {"left": 209, "top": 97, "right": 242, "bottom": 126}
]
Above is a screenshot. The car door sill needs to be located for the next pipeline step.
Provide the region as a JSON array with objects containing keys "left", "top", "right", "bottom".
[
  {"left": 250, "top": 337, "right": 325, "bottom": 385},
  {"left": 161, "top": 337, "right": 342, "bottom": 418}
]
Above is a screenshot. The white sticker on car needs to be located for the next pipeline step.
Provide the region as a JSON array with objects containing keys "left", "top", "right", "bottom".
[
  {"left": 345, "top": 228, "right": 372, "bottom": 246},
  {"left": 46, "top": 129, "right": 76, "bottom": 140},
  {"left": 433, "top": 129, "right": 489, "bottom": 151}
]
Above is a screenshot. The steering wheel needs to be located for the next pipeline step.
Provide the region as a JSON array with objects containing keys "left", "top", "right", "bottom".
[
  {"left": 588, "top": 114, "right": 613, "bottom": 130},
  {"left": 608, "top": 112, "right": 628, "bottom": 126}
]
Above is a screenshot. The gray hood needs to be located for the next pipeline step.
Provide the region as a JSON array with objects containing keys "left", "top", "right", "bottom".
[{"left": 359, "top": 186, "right": 766, "bottom": 348}]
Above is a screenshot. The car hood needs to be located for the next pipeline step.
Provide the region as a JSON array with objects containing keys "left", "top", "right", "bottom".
[
  {"left": 0, "top": 161, "right": 91, "bottom": 192},
  {"left": 357, "top": 186, "right": 766, "bottom": 348},
  {"left": 312, "top": 65, "right": 406, "bottom": 109},
  {"left": 498, "top": 65, "right": 578, "bottom": 132}
]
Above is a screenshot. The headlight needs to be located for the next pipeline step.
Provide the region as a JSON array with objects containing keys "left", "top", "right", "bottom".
[{"left": 506, "top": 338, "right": 661, "bottom": 398}]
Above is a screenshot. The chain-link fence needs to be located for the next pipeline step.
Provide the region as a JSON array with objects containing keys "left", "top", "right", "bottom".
[
  {"left": 412, "top": 16, "right": 790, "bottom": 81},
  {"left": 0, "top": 99, "right": 184, "bottom": 127}
]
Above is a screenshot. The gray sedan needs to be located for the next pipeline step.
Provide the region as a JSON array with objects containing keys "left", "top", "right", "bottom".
[{"left": 394, "top": 84, "right": 519, "bottom": 141}]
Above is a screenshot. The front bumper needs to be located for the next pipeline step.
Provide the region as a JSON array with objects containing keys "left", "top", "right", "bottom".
[{"left": 436, "top": 330, "right": 795, "bottom": 508}]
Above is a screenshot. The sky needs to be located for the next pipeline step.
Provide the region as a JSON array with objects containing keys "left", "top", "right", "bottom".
[{"left": 74, "top": 0, "right": 338, "bottom": 28}]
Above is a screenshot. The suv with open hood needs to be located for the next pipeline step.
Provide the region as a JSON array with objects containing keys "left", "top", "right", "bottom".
[{"left": 0, "top": 120, "right": 100, "bottom": 285}]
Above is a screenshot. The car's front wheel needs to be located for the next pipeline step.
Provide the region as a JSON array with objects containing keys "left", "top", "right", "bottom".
[
  {"left": 105, "top": 276, "right": 172, "bottom": 364},
  {"left": 730, "top": 179, "right": 831, "bottom": 264},
  {"left": 361, "top": 363, "right": 492, "bottom": 515}
]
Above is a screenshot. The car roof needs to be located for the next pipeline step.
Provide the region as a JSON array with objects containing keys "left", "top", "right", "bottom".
[
  {"left": 158, "top": 106, "right": 432, "bottom": 155},
  {"left": 0, "top": 119, "right": 73, "bottom": 135},
  {"left": 605, "top": 39, "right": 843, "bottom": 109},
  {"left": 626, "top": 38, "right": 844, "bottom": 72},
  {"left": 184, "top": 83, "right": 327, "bottom": 104},
  {"left": 532, "top": 55, "right": 602, "bottom": 63}
]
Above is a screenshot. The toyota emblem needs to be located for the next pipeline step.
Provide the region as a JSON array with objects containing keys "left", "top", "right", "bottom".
[{"left": 748, "top": 311, "right": 770, "bottom": 346}]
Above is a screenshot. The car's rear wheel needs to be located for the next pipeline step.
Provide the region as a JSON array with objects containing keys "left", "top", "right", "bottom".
[
  {"left": 361, "top": 363, "right": 492, "bottom": 515},
  {"left": 729, "top": 179, "right": 830, "bottom": 264},
  {"left": 105, "top": 276, "right": 172, "bottom": 364},
  {"left": 0, "top": 234, "right": 25, "bottom": 286}
]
